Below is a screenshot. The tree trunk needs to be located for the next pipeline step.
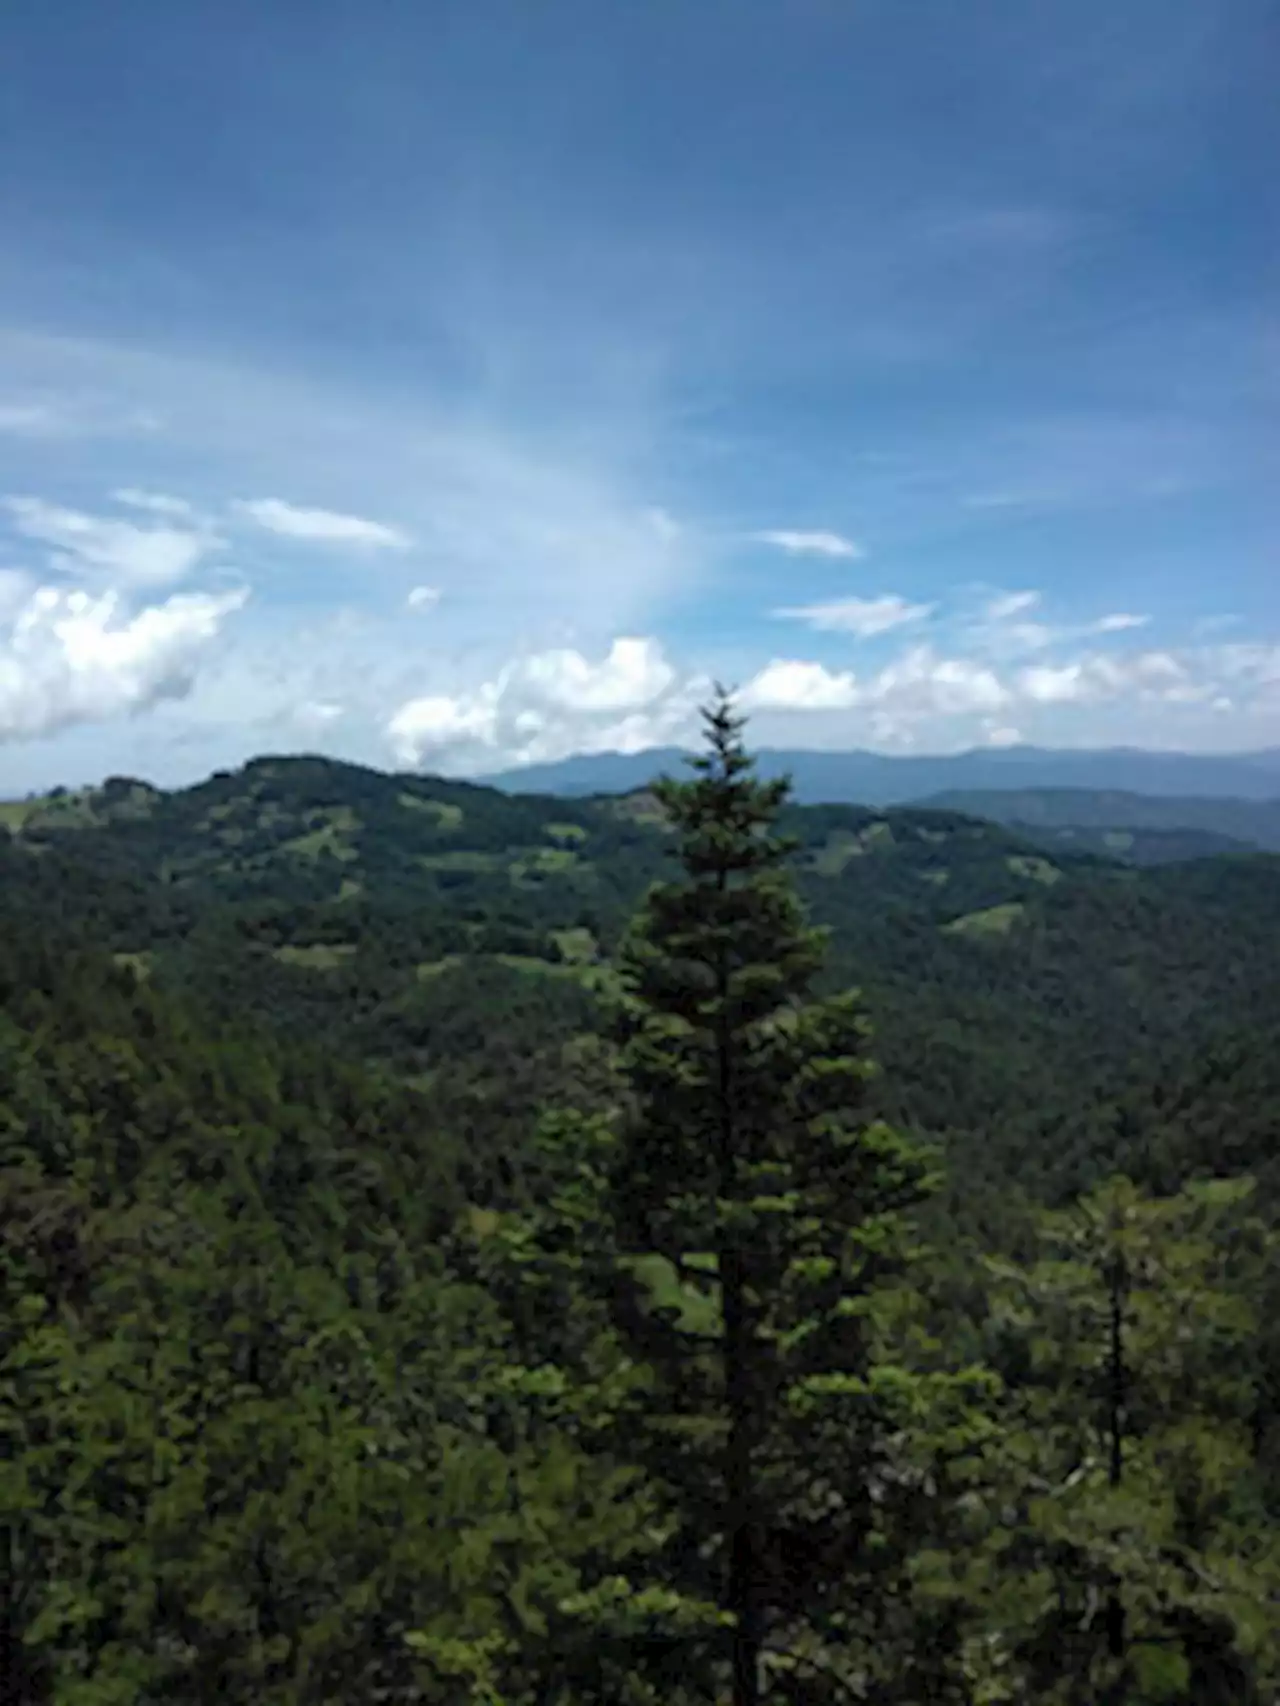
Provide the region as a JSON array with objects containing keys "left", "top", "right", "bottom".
[
  {"left": 1104, "top": 1254, "right": 1129, "bottom": 1694},
  {"left": 717, "top": 864, "right": 760, "bottom": 1706}
]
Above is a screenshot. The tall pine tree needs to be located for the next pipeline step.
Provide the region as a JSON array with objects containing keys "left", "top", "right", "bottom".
[
  {"left": 608, "top": 690, "right": 985, "bottom": 1703},
  {"left": 978, "top": 1174, "right": 1280, "bottom": 1703}
]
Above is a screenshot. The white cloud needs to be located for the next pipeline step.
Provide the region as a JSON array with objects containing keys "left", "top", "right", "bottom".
[
  {"left": 1018, "top": 650, "right": 1189, "bottom": 705},
  {"left": 516, "top": 637, "right": 675, "bottom": 713},
  {"left": 969, "top": 592, "right": 1150, "bottom": 659},
  {"left": 387, "top": 636, "right": 701, "bottom": 771},
  {"left": 0, "top": 569, "right": 35, "bottom": 622},
  {"left": 112, "top": 488, "right": 198, "bottom": 519},
  {"left": 983, "top": 722, "right": 1023, "bottom": 747},
  {"left": 388, "top": 691, "right": 499, "bottom": 760},
  {"left": 773, "top": 594, "right": 934, "bottom": 637},
  {"left": 1209, "top": 644, "right": 1280, "bottom": 688},
  {"left": 0, "top": 402, "right": 61, "bottom": 436},
  {"left": 869, "top": 646, "right": 1012, "bottom": 717},
  {"left": 646, "top": 507, "right": 681, "bottom": 543},
  {"left": 406, "top": 585, "right": 441, "bottom": 610},
  {"left": 1017, "top": 661, "right": 1095, "bottom": 704},
  {"left": 751, "top": 529, "right": 863, "bottom": 560},
  {"left": 985, "top": 590, "right": 1041, "bottom": 620},
  {"left": 741, "top": 660, "right": 861, "bottom": 711},
  {"left": 291, "top": 699, "right": 345, "bottom": 732},
  {"left": 3, "top": 496, "right": 223, "bottom": 589},
  {"left": 0, "top": 583, "right": 246, "bottom": 744},
  {"left": 234, "top": 498, "right": 411, "bottom": 549},
  {"left": 0, "top": 387, "right": 165, "bottom": 442},
  {"left": 1093, "top": 612, "right": 1150, "bottom": 633},
  {"left": 962, "top": 492, "right": 1058, "bottom": 511},
  {"left": 744, "top": 644, "right": 1009, "bottom": 725}
]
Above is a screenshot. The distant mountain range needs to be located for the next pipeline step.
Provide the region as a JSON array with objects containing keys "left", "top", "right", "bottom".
[{"left": 488, "top": 744, "right": 1280, "bottom": 806}]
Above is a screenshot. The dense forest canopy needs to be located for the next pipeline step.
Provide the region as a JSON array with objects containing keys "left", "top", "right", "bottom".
[{"left": 4, "top": 711, "right": 1280, "bottom": 1702}]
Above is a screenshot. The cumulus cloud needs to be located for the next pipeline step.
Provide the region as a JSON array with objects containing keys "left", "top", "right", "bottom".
[
  {"left": 752, "top": 529, "right": 863, "bottom": 559},
  {"left": 234, "top": 498, "right": 411, "bottom": 549},
  {"left": 0, "top": 583, "right": 247, "bottom": 744},
  {"left": 983, "top": 722, "right": 1023, "bottom": 747},
  {"left": 1018, "top": 650, "right": 1189, "bottom": 705},
  {"left": 0, "top": 569, "right": 36, "bottom": 622},
  {"left": 743, "top": 644, "right": 1009, "bottom": 727},
  {"left": 517, "top": 636, "right": 676, "bottom": 713},
  {"left": 4, "top": 496, "right": 223, "bottom": 589},
  {"left": 869, "top": 646, "right": 1011, "bottom": 718},
  {"left": 387, "top": 636, "right": 701, "bottom": 771},
  {"left": 741, "top": 660, "right": 861, "bottom": 711},
  {"left": 1204, "top": 644, "right": 1280, "bottom": 690},
  {"left": 774, "top": 594, "right": 934, "bottom": 637},
  {"left": 406, "top": 585, "right": 441, "bottom": 610}
]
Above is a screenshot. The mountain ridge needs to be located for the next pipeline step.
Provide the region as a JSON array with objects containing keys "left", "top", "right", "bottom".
[
  {"left": 486, "top": 742, "right": 1280, "bottom": 804},
  {"left": 2, "top": 748, "right": 1279, "bottom": 1203}
]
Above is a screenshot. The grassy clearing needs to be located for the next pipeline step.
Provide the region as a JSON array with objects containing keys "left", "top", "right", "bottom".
[
  {"left": 493, "top": 953, "right": 581, "bottom": 978},
  {"left": 279, "top": 806, "right": 360, "bottom": 862},
  {"left": 418, "top": 849, "right": 507, "bottom": 873},
  {"left": 609, "top": 790, "right": 670, "bottom": 828},
  {"left": 281, "top": 825, "right": 359, "bottom": 861},
  {"left": 466, "top": 1205, "right": 503, "bottom": 1239},
  {"left": 943, "top": 902, "right": 1027, "bottom": 939},
  {"left": 812, "top": 831, "right": 866, "bottom": 876},
  {"left": 415, "top": 956, "right": 463, "bottom": 980},
  {"left": 550, "top": 926, "right": 598, "bottom": 963},
  {"left": 531, "top": 846, "right": 578, "bottom": 872},
  {"left": 918, "top": 868, "right": 950, "bottom": 886},
  {"left": 812, "top": 820, "right": 896, "bottom": 877},
  {"left": 272, "top": 943, "right": 358, "bottom": 970},
  {"left": 1103, "top": 830, "right": 1135, "bottom": 851},
  {"left": 545, "top": 821, "right": 588, "bottom": 845},
  {"left": 111, "top": 951, "right": 153, "bottom": 980},
  {"left": 1007, "top": 854, "right": 1062, "bottom": 886},
  {"left": 0, "top": 800, "right": 37, "bottom": 830},
  {"left": 509, "top": 846, "right": 585, "bottom": 884},
  {"left": 399, "top": 793, "right": 464, "bottom": 831},
  {"left": 15, "top": 790, "right": 102, "bottom": 832}
]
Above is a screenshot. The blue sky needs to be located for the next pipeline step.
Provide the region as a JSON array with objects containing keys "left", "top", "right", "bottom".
[{"left": 0, "top": 0, "right": 1275, "bottom": 788}]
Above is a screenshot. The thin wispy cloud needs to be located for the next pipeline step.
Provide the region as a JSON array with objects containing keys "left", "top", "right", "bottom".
[
  {"left": 985, "top": 590, "right": 1041, "bottom": 621},
  {"left": 774, "top": 594, "right": 934, "bottom": 637},
  {"left": 0, "top": 402, "right": 62, "bottom": 436},
  {"left": 234, "top": 499, "right": 412, "bottom": 549},
  {"left": 3, "top": 495, "right": 224, "bottom": 589},
  {"left": 113, "top": 489, "right": 199, "bottom": 519},
  {"left": 1093, "top": 612, "right": 1150, "bottom": 633},
  {"left": 752, "top": 530, "right": 863, "bottom": 560}
]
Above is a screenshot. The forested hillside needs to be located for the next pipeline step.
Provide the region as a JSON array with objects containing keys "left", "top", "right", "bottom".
[
  {"left": 919, "top": 787, "right": 1280, "bottom": 859},
  {"left": 5, "top": 719, "right": 1280, "bottom": 1702}
]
